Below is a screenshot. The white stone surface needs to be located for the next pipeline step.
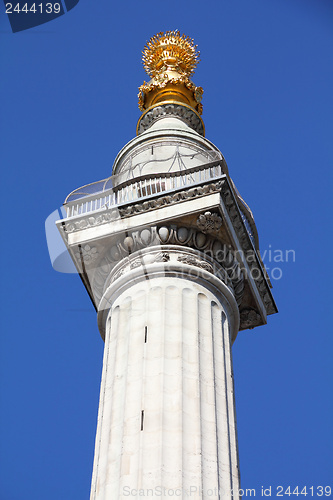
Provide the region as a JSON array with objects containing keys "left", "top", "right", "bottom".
[
  {"left": 112, "top": 116, "right": 224, "bottom": 182},
  {"left": 90, "top": 253, "right": 240, "bottom": 500}
]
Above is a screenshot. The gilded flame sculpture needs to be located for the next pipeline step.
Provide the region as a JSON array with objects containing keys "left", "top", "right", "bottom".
[
  {"left": 138, "top": 30, "right": 204, "bottom": 115},
  {"left": 142, "top": 30, "right": 200, "bottom": 77}
]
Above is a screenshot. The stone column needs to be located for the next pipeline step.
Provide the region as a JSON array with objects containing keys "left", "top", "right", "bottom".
[{"left": 90, "top": 246, "right": 241, "bottom": 500}]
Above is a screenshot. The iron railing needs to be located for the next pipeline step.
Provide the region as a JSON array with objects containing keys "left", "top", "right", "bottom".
[{"left": 64, "top": 162, "right": 224, "bottom": 218}]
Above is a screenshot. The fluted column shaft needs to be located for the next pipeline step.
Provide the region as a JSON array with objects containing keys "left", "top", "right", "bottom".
[{"left": 91, "top": 247, "right": 240, "bottom": 500}]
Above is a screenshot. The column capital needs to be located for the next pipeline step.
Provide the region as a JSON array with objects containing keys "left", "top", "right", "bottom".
[{"left": 97, "top": 245, "right": 240, "bottom": 343}]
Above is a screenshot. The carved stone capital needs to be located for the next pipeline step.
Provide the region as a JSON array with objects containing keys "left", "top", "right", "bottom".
[
  {"left": 74, "top": 244, "right": 99, "bottom": 264},
  {"left": 196, "top": 211, "right": 223, "bottom": 233},
  {"left": 239, "top": 308, "right": 262, "bottom": 330},
  {"left": 59, "top": 173, "right": 276, "bottom": 324},
  {"left": 97, "top": 245, "right": 240, "bottom": 342},
  {"left": 107, "top": 246, "right": 230, "bottom": 291},
  {"left": 90, "top": 223, "right": 244, "bottom": 308}
]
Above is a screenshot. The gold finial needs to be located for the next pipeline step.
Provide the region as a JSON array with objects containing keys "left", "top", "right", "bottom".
[
  {"left": 138, "top": 31, "right": 204, "bottom": 116},
  {"left": 142, "top": 30, "right": 200, "bottom": 78}
]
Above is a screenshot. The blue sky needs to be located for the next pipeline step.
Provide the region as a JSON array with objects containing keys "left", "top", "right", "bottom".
[{"left": 1, "top": 1, "right": 332, "bottom": 498}]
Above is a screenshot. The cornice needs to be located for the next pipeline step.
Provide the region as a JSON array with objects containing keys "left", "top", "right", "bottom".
[
  {"left": 137, "top": 102, "right": 204, "bottom": 136},
  {"left": 220, "top": 181, "right": 277, "bottom": 316},
  {"left": 60, "top": 181, "right": 223, "bottom": 235}
]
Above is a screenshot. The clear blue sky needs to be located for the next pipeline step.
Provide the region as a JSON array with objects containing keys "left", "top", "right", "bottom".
[{"left": 1, "top": 1, "right": 332, "bottom": 498}]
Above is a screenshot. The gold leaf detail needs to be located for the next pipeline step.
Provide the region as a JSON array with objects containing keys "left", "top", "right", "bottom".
[{"left": 142, "top": 30, "right": 200, "bottom": 78}]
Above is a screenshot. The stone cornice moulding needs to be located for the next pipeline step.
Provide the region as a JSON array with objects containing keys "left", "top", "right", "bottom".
[
  {"left": 59, "top": 181, "right": 224, "bottom": 236},
  {"left": 219, "top": 182, "right": 277, "bottom": 316}
]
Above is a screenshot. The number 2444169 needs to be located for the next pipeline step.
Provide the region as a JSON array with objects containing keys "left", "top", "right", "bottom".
[{"left": 6, "top": 3, "right": 61, "bottom": 14}]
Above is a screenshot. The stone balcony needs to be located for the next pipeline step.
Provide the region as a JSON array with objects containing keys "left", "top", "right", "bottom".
[{"left": 63, "top": 160, "right": 257, "bottom": 250}]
